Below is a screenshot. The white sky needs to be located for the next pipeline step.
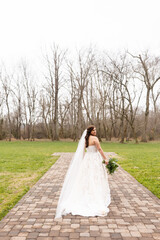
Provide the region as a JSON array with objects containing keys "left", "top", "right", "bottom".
[{"left": 0, "top": 0, "right": 160, "bottom": 69}]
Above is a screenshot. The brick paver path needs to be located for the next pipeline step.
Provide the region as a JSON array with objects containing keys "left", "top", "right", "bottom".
[{"left": 0, "top": 152, "right": 160, "bottom": 240}]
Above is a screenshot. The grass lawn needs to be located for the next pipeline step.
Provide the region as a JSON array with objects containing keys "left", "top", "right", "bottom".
[
  {"left": 0, "top": 140, "right": 160, "bottom": 220},
  {"left": 101, "top": 141, "right": 160, "bottom": 200}
]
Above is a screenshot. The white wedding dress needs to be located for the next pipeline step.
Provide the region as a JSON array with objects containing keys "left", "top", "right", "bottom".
[{"left": 54, "top": 143, "right": 111, "bottom": 219}]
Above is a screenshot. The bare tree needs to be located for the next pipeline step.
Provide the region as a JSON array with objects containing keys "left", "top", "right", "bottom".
[
  {"left": 21, "top": 61, "right": 38, "bottom": 141},
  {"left": 0, "top": 67, "right": 12, "bottom": 141},
  {"left": 76, "top": 48, "right": 95, "bottom": 138},
  {"left": 59, "top": 100, "right": 70, "bottom": 138},
  {"left": 66, "top": 62, "right": 77, "bottom": 140},
  {"left": 95, "top": 64, "right": 111, "bottom": 140},
  {"left": 100, "top": 51, "right": 130, "bottom": 143},
  {"left": 150, "top": 87, "right": 160, "bottom": 139},
  {"left": 67, "top": 47, "right": 95, "bottom": 139},
  {"left": 11, "top": 73, "right": 23, "bottom": 139},
  {"left": 0, "top": 75, "right": 4, "bottom": 140},
  {"left": 128, "top": 50, "right": 160, "bottom": 142},
  {"left": 39, "top": 89, "right": 51, "bottom": 139},
  {"left": 43, "top": 43, "right": 67, "bottom": 140}
]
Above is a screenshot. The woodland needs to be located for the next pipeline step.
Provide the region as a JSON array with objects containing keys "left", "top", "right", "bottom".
[{"left": 0, "top": 45, "right": 160, "bottom": 143}]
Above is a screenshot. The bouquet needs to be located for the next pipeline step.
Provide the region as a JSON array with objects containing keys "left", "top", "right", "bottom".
[{"left": 102, "top": 158, "right": 119, "bottom": 175}]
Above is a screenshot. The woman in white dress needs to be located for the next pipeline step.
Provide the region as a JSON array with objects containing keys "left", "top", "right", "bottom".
[{"left": 54, "top": 125, "right": 111, "bottom": 219}]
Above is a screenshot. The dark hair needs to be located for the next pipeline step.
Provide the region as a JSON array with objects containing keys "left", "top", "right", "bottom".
[{"left": 85, "top": 125, "right": 95, "bottom": 148}]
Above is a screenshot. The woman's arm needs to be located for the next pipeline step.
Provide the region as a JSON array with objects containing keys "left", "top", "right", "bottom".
[{"left": 94, "top": 137, "right": 108, "bottom": 163}]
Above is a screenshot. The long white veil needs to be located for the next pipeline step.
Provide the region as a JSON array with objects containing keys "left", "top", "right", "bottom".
[{"left": 54, "top": 129, "right": 87, "bottom": 219}]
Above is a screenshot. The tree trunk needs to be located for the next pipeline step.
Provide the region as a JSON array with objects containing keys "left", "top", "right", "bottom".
[
  {"left": 54, "top": 67, "right": 59, "bottom": 140},
  {"left": 96, "top": 112, "right": 101, "bottom": 141},
  {"left": 141, "top": 89, "right": 150, "bottom": 142}
]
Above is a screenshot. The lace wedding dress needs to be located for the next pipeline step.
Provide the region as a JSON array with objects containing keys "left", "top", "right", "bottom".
[{"left": 54, "top": 140, "right": 111, "bottom": 219}]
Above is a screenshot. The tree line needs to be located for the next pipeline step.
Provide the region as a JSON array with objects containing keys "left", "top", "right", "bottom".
[{"left": 0, "top": 44, "right": 160, "bottom": 143}]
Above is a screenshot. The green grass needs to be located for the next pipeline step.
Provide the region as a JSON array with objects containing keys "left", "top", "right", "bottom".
[
  {"left": 0, "top": 140, "right": 160, "bottom": 221},
  {"left": 0, "top": 141, "right": 61, "bottom": 220},
  {"left": 101, "top": 141, "right": 160, "bottom": 199}
]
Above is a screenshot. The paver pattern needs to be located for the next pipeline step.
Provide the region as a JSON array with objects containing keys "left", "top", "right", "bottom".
[{"left": 0, "top": 152, "right": 160, "bottom": 240}]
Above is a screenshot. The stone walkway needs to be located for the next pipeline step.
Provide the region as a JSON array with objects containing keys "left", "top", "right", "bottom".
[{"left": 0, "top": 152, "right": 160, "bottom": 240}]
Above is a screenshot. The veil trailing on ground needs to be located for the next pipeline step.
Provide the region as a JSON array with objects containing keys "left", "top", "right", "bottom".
[{"left": 54, "top": 129, "right": 87, "bottom": 219}]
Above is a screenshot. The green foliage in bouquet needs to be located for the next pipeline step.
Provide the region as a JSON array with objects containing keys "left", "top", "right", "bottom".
[{"left": 102, "top": 158, "right": 119, "bottom": 175}]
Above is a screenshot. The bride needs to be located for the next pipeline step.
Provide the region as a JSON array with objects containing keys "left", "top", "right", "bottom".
[{"left": 54, "top": 125, "right": 111, "bottom": 219}]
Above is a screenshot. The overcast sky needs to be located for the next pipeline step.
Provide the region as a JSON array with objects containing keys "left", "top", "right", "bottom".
[{"left": 0, "top": 0, "right": 160, "bottom": 68}]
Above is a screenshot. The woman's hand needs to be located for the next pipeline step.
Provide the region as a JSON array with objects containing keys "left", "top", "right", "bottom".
[{"left": 104, "top": 158, "right": 109, "bottom": 165}]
